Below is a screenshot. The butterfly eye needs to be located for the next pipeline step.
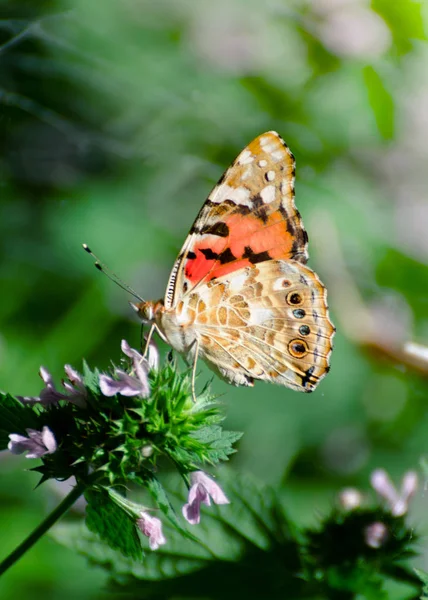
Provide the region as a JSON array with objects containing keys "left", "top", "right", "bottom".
[
  {"left": 293, "top": 309, "right": 306, "bottom": 319},
  {"left": 299, "top": 325, "right": 310, "bottom": 336},
  {"left": 287, "top": 292, "right": 303, "bottom": 306},
  {"left": 282, "top": 279, "right": 291, "bottom": 288},
  {"left": 288, "top": 339, "right": 309, "bottom": 358}
]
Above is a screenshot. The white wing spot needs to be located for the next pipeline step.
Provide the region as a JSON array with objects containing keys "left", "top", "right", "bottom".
[
  {"left": 258, "top": 159, "right": 268, "bottom": 167},
  {"left": 240, "top": 166, "right": 253, "bottom": 181},
  {"left": 228, "top": 271, "right": 248, "bottom": 292},
  {"left": 271, "top": 150, "right": 284, "bottom": 162},
  {"left": 260, "top": 184, "right": 276, "bottom": 204},
  {"left": 249, "top": 307, "right": 273, "bottom": 325},
  {"left": 238, "top": 149, "right": 254, "bottom": 165},
  {"left": 210, "top": 183, "right": 252, "bottom": 207},
  {"left": 266, "top": 170, "right": 275, "bottom": 181},
  {"left": 280, "top": 179, "right": 292, "bottom": 196}
]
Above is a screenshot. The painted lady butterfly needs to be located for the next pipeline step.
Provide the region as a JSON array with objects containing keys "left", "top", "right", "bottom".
[{"left": 134, "top": 132, "right": 335, "bottom": 392}]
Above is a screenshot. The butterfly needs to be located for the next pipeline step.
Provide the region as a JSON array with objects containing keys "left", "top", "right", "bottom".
[{"left": 134, "top": 131, "right": 335, "bottom": 393}]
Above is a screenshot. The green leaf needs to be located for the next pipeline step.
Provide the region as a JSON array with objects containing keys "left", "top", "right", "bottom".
[
  {"left": 145, "top": 476, "right": 197, "bottom": 542},
  {"left": 0, "top": 392, "right": 39, "bottom": 449},
  {"left": 82, "top": 360, "right": 100, "bottom": 395},
  {"left": 372, "top": 0, "right": 426, "bottom": 54},
  {"left": 415, "top": 568, "right": 428, "bottom": 598},
  {"left": 75, "top": 473, "right": 301, "bottom": 593},
  {"left": 85, "top": 488, "right": 142, "bottom": 560},
  {"left": 363, "top": 66, "right": 395, "bottom": 140},
  {"left": 191, "top": 425, "right": 242, "bottom": 463}
]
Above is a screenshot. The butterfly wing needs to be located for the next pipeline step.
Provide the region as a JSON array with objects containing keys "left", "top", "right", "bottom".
[
  {"left": 164, "top": 131, "right": 308, "bottom": 309},
  {"left": 188, "top": 260, "right": 334, "bottom": 392}
]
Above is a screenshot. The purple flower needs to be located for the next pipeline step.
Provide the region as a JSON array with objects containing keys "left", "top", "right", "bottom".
[
  {"left": 99, "top": 340, "right": 150, "bottom": 398},
  {"left": 364, "top": 521, "right": 389, "bottom": 549},
  {"left": 8, "top": 426, "right": 57, "bottom": 459},
  {"left": 122, "top": 338, "right": 159, "bottom": 372},
  {"left": 370, "top": 468, "right": 418, "bottom": 516},
  {"left": 17, "top": 365, "right": 87, "bottom": 408},
  {"left": 136, "top": 512, "right": 166, "bottom": 550},
  {"left": 182, "top": 471, "right": 230, "bottom": 525}
]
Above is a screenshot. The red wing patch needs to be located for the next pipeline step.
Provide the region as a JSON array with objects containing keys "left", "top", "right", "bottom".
[{"left": 164, "top": 131, "right": 309, "bottom": 309}]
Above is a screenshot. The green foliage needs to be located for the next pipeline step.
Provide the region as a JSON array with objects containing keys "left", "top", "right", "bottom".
[
  {"left": 85, "top": 488, "right": 142, "bottom": 561},
  {"left": 1, "top": 0, "right": 428, "bottom": 598},
  {"left": 0, "top": 393, "right": 40, "bottom": 449},
  {"left": 56, "top": 474, "right": 421, "bottom": 599},
  {"left": 0, "top": 355, "right": 240, "bottom": 558},
  {"left": 415, "top": 568, "right": 428, "bottom": 599}
]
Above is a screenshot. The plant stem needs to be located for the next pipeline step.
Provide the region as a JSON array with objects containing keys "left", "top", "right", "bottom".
[{"left": 0, "top": 480, "right": 86, "bottom": 577}]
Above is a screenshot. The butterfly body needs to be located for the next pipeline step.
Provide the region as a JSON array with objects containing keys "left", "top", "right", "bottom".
[{"left": 136, "top": 131, "right": 334, "bottom": 392}]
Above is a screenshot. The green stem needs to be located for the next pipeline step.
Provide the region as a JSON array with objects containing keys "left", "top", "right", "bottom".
[{"left": 0, "top": 480, "right": 86, "bottom": 577}]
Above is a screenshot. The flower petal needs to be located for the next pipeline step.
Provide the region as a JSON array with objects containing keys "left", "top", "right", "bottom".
[
  {"left": 190, "top": 471, "right": 230, "bottom": 505},
  {"left": 137, "top": 512, "right": 167, "bottom": 550},
  {"left": 183, "top": 482, "right": 212, "bottom": 525},
  {"left": 99, "top": 370, "right": 143, "bottom": 397},
  {"left": 8, "top": 427, "right": 57, "bottom": 459}
]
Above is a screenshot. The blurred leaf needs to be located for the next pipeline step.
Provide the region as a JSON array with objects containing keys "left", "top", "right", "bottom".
[
  {"left": 372, "top": 0, "right": 426, "bottom": 53},
  {"left": 376, "top": 248, "right": 428, "bottom": 321},
  {"left": 363, "top": 66, "right": 395, "bottom": 140},
  {"left": 415, "top": 568, "right": 428, "bottom": 598},
  {"left": 85, "top": 488, "right": 142, "bottom": 560},
  {"left": 66, "top": 474, "right": 302, "bottom": 597}
]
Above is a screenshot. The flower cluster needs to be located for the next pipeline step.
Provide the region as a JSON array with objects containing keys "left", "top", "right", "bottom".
[
  {"left": 4, "top": 340, "right": 237, "bottom": 555},
  {"left": 337, "top": 468, "right": 418, "bottom": 549}
]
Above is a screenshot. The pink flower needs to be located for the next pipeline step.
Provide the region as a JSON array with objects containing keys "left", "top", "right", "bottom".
[
  {"left": 121, "top": 339, "right": 159, "bottom": 372},
  {"left": 99, "top": 340, "right": 151, "bottom": 398},
  {"left": 182, "top": 471, "right": 229, "bottom": 525},
  {"left": 370, "top": 469, "right": 418, "bottom": 517},
  {"left": 136, "top": 512, "right": 166, "bottom": 550},
  {"left": 364, "top": 521, "right": 389, "bottom": 549},
  {"left": 17, "top": 365, "right": 87, "bottom": 407},
  {"left": 8, "top": 426, "right": 57, "bottom": 458}
]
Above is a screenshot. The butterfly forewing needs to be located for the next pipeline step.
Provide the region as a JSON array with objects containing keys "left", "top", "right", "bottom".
[{"left": 164, "top": 131, "right": 308, "bottom": 310}]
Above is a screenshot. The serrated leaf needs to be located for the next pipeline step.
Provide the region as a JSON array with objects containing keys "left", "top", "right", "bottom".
[
  {"left": 58, "top": 473, "right": 301, "bottom": 595},
  {"left": 0, "top": 392, "right": 40, "bottom": 449},
  {"left": 85, "top": 488, "right": 142, "bottom": 560},
  {"left": 82, "top": 360, "right": 100, "bottom": 395}
]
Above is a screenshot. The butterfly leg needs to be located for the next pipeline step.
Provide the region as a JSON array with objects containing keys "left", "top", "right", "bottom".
[
  {"left": 142, "top": 323, "right": 157, "bottom": 359},
  {"left": 191, "top": 338, "right": 200, "bottom": 403}
]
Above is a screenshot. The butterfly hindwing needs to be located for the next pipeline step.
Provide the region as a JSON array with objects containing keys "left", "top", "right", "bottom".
[
  {"left": 179, "top": 260, "right": 334, "bottom": 392},
  {"left": 164, "top": 131, "right": 308, "bottom": 310}
]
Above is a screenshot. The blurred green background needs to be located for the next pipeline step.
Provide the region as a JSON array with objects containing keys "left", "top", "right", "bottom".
[{"left": 1, "top": 0, "right": 428, "bottom": 597}]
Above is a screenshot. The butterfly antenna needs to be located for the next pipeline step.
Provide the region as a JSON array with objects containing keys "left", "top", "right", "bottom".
[{"left": 82, "top": 243, "right": 145, "bottom": 302}]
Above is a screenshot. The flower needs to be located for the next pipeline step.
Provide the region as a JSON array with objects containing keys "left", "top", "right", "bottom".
[
  {"left": 62, "top": 365, "right": 88, "bottom": 408},
  {"left": 364, "top": 521, "right": 389, "bottom": 549},
  {"left": 17, "top": 365, "right": 87, "bottom": 407},
  {"left": 337, "top": 487, "right": 363, "bottom": 511},
  {"left": 182, "top": 471, "right": 229, "bottom": 525},
  {"left": 8, "top": 426, "right": 57, "bottom": 458},
  {"left": 121, "top": 338, "right": 159, "bottom": 372},
  {"left": 99, "top": 340, "right": 150, "bottom": 398},
  {"left": 370, "top": 468, "right": 418, "bottom": 517},
  {"left": 136, "top": 512, "right": 167, "bottom": 550}
]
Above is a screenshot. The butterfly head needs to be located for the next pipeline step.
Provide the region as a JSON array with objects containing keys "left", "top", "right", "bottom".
[{"left": 130, "top": 300, "right": 164, "bottom": 324}]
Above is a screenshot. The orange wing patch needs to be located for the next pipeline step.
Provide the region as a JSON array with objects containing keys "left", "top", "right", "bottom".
[{"left": 165, "top": 131, "right": 308, "bottom": 308}]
